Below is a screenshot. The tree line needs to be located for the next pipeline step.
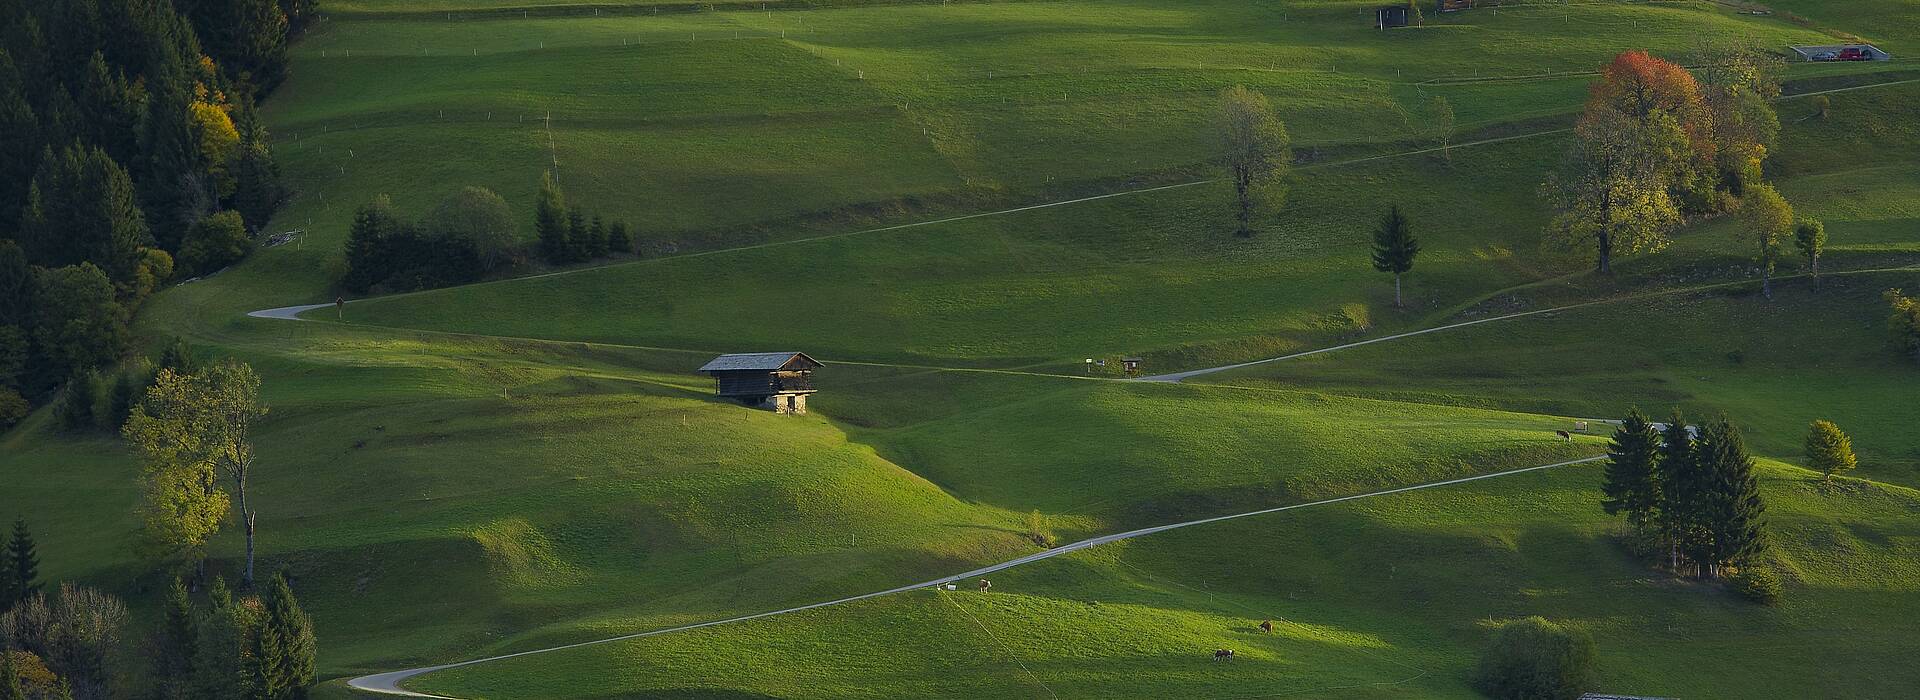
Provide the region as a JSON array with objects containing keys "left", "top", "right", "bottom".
[
  {"left": 1601, "top": 410, "right": 1767, "bottom": 582},
  {"left": 340, "top": 173, "right": 633, "bottom": 294},
  {"left": 0, "top": 519, "right": 313, "bottom": 700},
  {"left": 0, "top": 0, "right": 302, "bottom": 423},
  {"left": 3, "top": 346, "right": 313, "bottom": 699}
]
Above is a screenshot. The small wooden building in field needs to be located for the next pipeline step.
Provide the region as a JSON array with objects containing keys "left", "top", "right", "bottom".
[{"left": 698, "top": 352, "right": 821, "bottom": 414}]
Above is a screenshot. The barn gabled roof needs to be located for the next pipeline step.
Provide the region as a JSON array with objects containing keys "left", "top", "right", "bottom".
[{"left": 698, "top": 352, "right": 821, "bottom": 372}]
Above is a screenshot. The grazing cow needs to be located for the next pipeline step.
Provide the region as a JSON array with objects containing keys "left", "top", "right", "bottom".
[
  {"left": 1213, "top": 649, "right": 1235, "bottom": 661},
  {"left": 978, "top": 579, "right": 991, "bottom": 592},
  {"left": 1259, "top": 620, "right": 1273, "bottom": 634},
  {"left": 1555, "top": 430, "right": 1573, "bottom": 442}
]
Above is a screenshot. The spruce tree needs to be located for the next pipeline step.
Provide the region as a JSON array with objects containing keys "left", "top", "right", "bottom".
[
  {"left": 1695, "top": 417, "right": 1767, "bottom": 578},
  {"left": 255, "top": 572, "right": 315, "bottom": 699},
  {"left": 342, "top": 196, "right": 401, "bottom": 292},
  {"left": 1654, "top": 413, "right": 1702, "bottom": 573},
  {"left": 1602, "top": 409, "right": 1661, "bottom": 533},
  {"left": 6, "top": 519, "right": 36, "bottom": 603},
  {"left": 1804, "top": 419, "right": 1856, "bottom": 481},
  {"left": 19, "top": 144, "right": 153, "bottom": 282},
  {"left": 1369, "top": 205, "right": 1420, "bottom": 307},
  {"left": 192, "top": 577, "right": 253, "bottom": 699},
  {"left": 566, "top": 210, "right": 590, "bottom": 263},
  {"left": 606, "top": 220, "right": 632, "bottom": 256},
  {"left": 534, "top": 172, "right": 569, "bottom": 264},
  {"left": 155, "top": 578, "right": 198, "bottom": 699},
  {"left": 585, "top": 214, "right": 608, "bottom": 259}
]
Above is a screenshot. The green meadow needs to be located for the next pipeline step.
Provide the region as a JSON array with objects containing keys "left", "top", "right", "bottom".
[{"left": 2, "top": 0, "right": 1918, "bottom": 697}]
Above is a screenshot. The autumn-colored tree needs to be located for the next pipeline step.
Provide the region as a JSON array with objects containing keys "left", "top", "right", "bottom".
[
  {"left": 1216, "top": 86, "right": 1292, "bottom": 237},
  {"left": 1544, "top": 105, "right": 1687, "bottom": 273},
  {"left": 1589, "top": 51, "right": 1713, "bottom": 161},
  {"left": 124, "top": 361, "right": 269, "bottom": 584},
  {"left": 1738, "top": 183, "right": 1793, "bottom": 299}
]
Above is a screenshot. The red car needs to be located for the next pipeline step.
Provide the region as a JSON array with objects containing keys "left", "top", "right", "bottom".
[{"left": 1837, "top": 47, "right": 1873, "bottom": 61}]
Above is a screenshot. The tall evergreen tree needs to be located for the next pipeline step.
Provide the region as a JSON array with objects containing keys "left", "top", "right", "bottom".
[
  {"left": 6, "top": 519, "right": 36, "bottom": 607},
  {"left": 585, "top": 214, "right": 608, "bottom": 259},
  {"left": 1654, "top": 413, "right": 1702, "bottom": 573},
  {"left": 154, "top": 578, "right": 198, "bottom": 699},
  {"left": 566, "top": 210, "right": 589, "bottom": 263},
  {"left": 1369, "top": 205, "right": 1420, "bottom": 307},
  {"left": 1602, "top": 409, "right": 1662, "bottom": 533},
  {"left": 1693, "top": 417, "right": 1766, "bottom": 578},
  {"left": 191, "top": 577, "right": 252, "bottom": 699},
  {"left": 254, "top": 572, "right": 315, "bottom": 699},
  {"left": 0, "top": 242, "right": 32, "bottom": 329},
  {"left": 341, "top": 195, "right": 402, "bottom": 292},
  {"left": 19, "top": 144, "right": 152, "bottom": 283},
  {"left": 534, "top": 172, "right": 569, "bottom": 264},
  {"left": 0, "top": 50, "right": 40, "bottom": 225},
  {"left": 138, "top": 82, "right": 209, "bottom": 251},
  {"left": 606, "top": 220, "right": 632, "bottom": 256}
]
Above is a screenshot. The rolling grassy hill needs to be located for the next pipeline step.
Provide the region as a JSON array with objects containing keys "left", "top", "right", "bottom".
[{"left": 0, "top": 0, "right": 1916, "bottom": 698}]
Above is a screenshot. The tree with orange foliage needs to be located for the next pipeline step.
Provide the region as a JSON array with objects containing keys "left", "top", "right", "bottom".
[{"left": 1587, "top": 51, "right": 1718, "bottom": 209}]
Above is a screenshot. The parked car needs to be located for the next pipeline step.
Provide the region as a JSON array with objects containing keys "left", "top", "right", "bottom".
[{"left": 1838, "top": 47, "right": 1873, "bottom": 60}]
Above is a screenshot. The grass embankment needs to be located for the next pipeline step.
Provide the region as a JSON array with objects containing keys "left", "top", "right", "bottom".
[
  {"left": 1, "top": 0, "right": 1914, "bottom": 696},
  {"left": 412, "top": 459, "right": 1920, "bottom": 699}
]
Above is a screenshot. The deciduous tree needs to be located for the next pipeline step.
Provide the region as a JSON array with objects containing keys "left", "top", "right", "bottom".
[
  {"left": 29, "top": 265, "right": 127, "bottom": 383},
  {"left": 1544, "top": 105, "right": 1687, "bottom": 273},
  {"left": 427, "top": 186, "right": 516, "bottom": 271},
  {"left": 1738, "top": 183, "right": 1793, "bottom": 299},
  {"left": 1803, "top": 419, "right": 1856, "bottom": 481},
  {"left": 1472, "top": 616, "right": 1595, "bottom": 700},
  {"left": 1888, "top": 289, "right": 1920, "bottom": 363},
  {"left": 1428, "top": 95, "right": 1454, "bottom": 164},
  {"left": 178, "top": 211, "right": 251, "bottom": 276},
  {"left": 1368, "top": 206, "right": 1420, "bottom": 307},
  {"left": 1216, "top": 86, "right": 1291, "bottom": 237},
  {"left": 125, "top": 361, "right": 271, "bottom": 583},
  {"left": 1793, "top": 218, "right": 1825, "bottom": 278}
]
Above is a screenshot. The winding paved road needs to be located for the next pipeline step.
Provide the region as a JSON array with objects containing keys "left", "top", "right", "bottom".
[{"left": 343, "top": 455, "right": 1605, "bottom": 697}]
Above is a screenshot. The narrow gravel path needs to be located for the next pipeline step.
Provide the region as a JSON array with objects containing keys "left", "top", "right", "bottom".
[{"left": 346, "top": 455, "right": 1604, "bottom": 697}]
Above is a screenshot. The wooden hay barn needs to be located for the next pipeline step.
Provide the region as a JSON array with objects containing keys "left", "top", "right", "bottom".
[{"left": 698, "top": 352, "right": 821, "bottom": 414}]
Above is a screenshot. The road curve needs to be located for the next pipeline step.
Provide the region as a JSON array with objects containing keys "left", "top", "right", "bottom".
[
  {"left": 246, "top": 303, "right": 334, "bottom": 320},
  {"left": 346, "top": 454, "right": 1604, "bottom": 696}
]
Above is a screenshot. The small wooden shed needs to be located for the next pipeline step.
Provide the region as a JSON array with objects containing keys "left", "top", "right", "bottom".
[
  {"left": 698, "top": 352, "right": 821, "bottom": 414},
  {"left": 1376, "top": 5, "right": 1410, "bottom": 29}
]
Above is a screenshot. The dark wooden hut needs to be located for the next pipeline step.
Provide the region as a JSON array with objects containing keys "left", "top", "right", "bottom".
[{"left": 698, "top": 352, "right": 821, "bottom": 414}]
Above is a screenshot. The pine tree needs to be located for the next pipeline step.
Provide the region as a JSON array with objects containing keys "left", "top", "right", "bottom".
[
  {"left": 192, "top": 577, "right": 253, "bottom": 699},
  {"left": 534, "top": 172, "right": 569, "bottom": 264},
  {"left": 254, "top": 572, "right": 315, "bottom": 699},
  {"left": 19, "top": 144, "right": 153, "bottom": 283},
  {"left": 138, "top": 82, "right": 210, "bottom": 252},
  {"left": 1369, "top": 205, "right": 1420, "bottom": 307},
  {"left": 1602, "top": 409, "right": 1662, "bottom": 532},
  {"left": 566, "top": 210, "right": 589, "bottom": 263},
  {"left": 342, "top": 196, "right": 402, "bottom": 292},
  {"left": 585, "top": 214, "right": 608, "bottom": 259},
  {"left": 0, "top": 51, "right": 42, "bottom": 225},
  {"left": 6, "top": 519, "right": 36, "bottom": 604},
  {"left": 1654, "top": 413, "right": 1702, "bottom": 573},
  {"left": 1804, "top": 419, "right": 1856, "bottom": 482},
  {"left": 155, "top": 578, "right": 198, "bottom": 698},
  {"left": 606, "top": 220, "right": 632, "bottom": 256},
  {"left": 1694, "top": 417, "right": 1767, "bottom": 578}
]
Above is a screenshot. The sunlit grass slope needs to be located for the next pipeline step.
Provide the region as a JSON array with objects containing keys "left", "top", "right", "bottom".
[{"left": 412, "top": 460, "right": 1920, "bottom": 699}]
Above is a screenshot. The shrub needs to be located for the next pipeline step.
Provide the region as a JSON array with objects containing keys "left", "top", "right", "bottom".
[
  {"left": 1888, "top": 289, "right": 1920, "bottom": 363},
  {"left": 178, "top": 211, "right": 252, "bottom": 276},
  {"left": 54, "top": 372, "right": 99, "bottom": 432},
  {"left": 0, "top": 388, "right": 26, "bottom": 429},
  {"left": 1024, "top": 510, "right": 1055, "bottom": 548},
  {"left": 1472, "top": 616, "right": 1595, "bottom": 700},
  {"left": 1732, "top": 566, "right": 1782, "bottom": 605}
]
